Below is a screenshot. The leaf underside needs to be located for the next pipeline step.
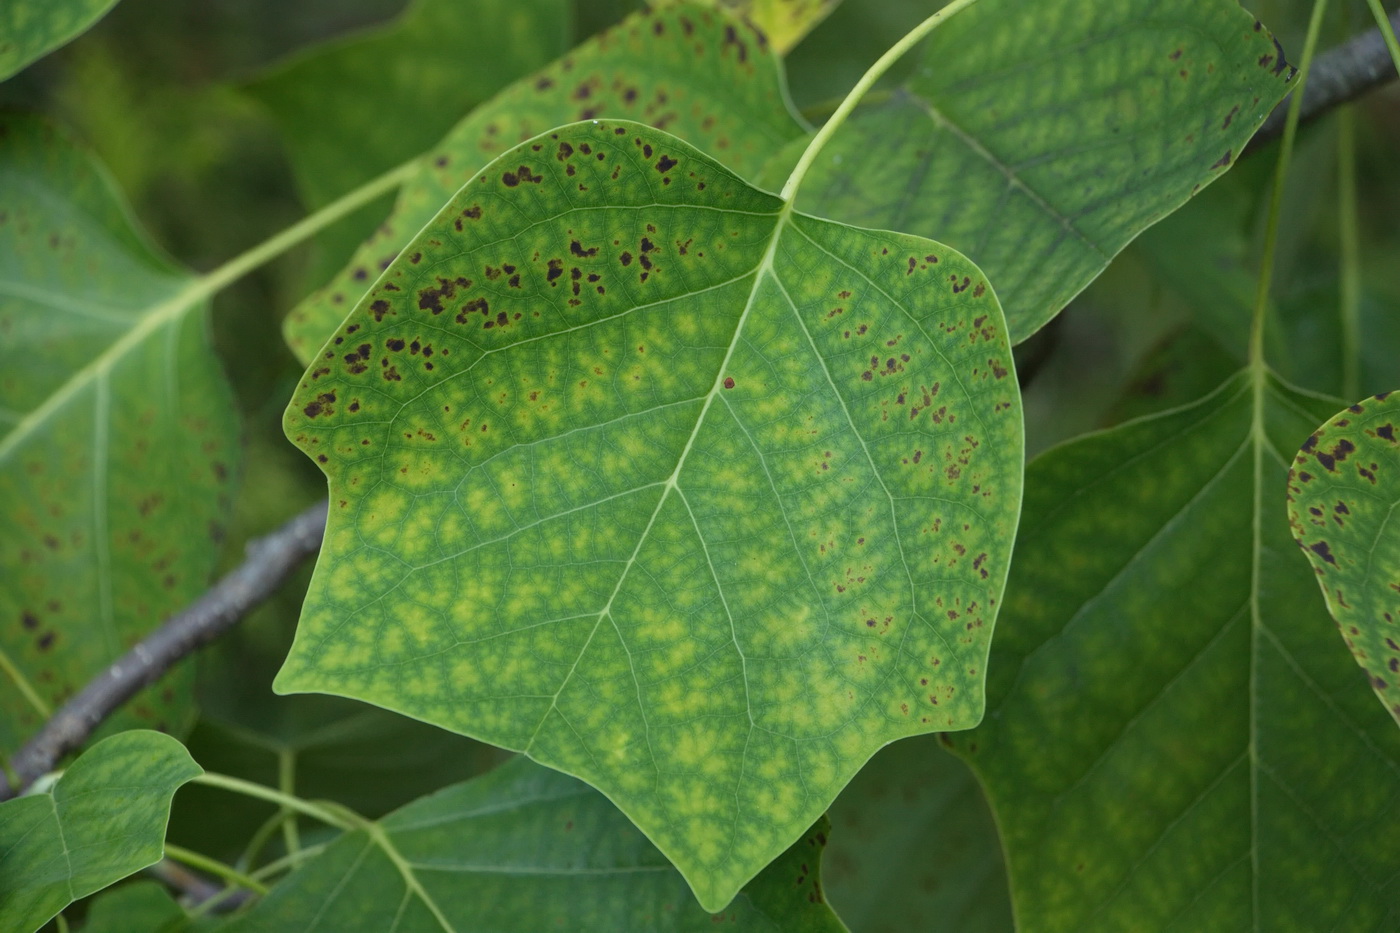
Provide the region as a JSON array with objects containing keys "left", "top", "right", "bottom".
[
  {"left": 946, "top": 373, "right": 1400, "bottom": 931},
  {"left": 283, "top": 3, "right": 805, "bottom": 366},
  {"left": 0, "top": 114, "right": 239, "bottom": 751},
  {"left": 280, "top": 119, "right": 1022, "bottom": 910},
  {"left": 0, "top": 730, "right": 201, "bottom": 933},
  {"left": 766, "top": 0, "right": 1296, "bottom": 343},
  {"left": 225, "top": 756, "right": 845, "bottom": 932},
  {"left": 1287, "top": 391, "right": 1400, "bottom": 729}
]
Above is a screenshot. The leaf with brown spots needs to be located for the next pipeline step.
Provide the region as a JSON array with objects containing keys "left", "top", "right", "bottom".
[
  {"left": 279, "top": 119, "right": 1022, "bottom": 911},
  {"left": 1287, "top": 391, "right": 1400, "bottom": 729},
  {"left": 764, "top": 0, "right": 1296, "bottom": 343},
  {"left": 0, "top": 115, "right": 239, "bottom": 753},
  {"left": 283, "top": 3, "right": 805, "bottom": 366},
  {"left": 217, "top": 757, "right": 845, "bottom": 932}
]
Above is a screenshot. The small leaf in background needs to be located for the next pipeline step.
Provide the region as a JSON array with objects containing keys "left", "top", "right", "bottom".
[
  {"left": 77, "top": 881, "right": 187, "bottom": 933},
  {"left": 0, "top": 114, "right": 240, "bottom": 752},
  {"left": 823, "top": 734, "right": 1012, "bottom": 933},
  {"left": 223, "top": 756, "right": 845, "bottom": 932},
  {"left": 0, "top": 730, "right": 201, "bottom": 933},
  {"left": 678, "top": 0, "right": 842, "bottom": 53},
  {"left": 279, "top": 119, "right": 1022, "bottom": 909},
  {"left": 944, "top": 373, "right": 1400, "bottom": 930},
  {"left": 245, "top": 0, "right": 572, "bottom": 269},
  {"left": 1287, "top": 391, "right": 1400, "bottom": 727},
  {"left": 767, "top": 0, "right": 1296, "bottom": 343},
  {"left": 282, "top": 2, "right": 806, "bottom": 365},
  {"left": 0, "top": 0, "right": 119, "bottom": 80}
]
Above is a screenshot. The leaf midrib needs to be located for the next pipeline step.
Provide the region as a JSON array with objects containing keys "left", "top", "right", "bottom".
[{"left": 521, "top": 196, "right": 799, "bottom": 757}]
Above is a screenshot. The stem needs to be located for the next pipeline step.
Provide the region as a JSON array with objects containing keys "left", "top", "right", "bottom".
[
  {"left": 185, "top": 843, "right": 329, "bottom": 922},
  {"left": 0, "top": 647, "right": 49, "bottom": 720},
  {"left": 1337, "top": 104, "right": 1361, "bottom": 400},
  {"left": 0, "top": 501, "right": 328, "bottom": 801},
  {"left": 1249, "top": 0, "right": 1331, "bottom": 372},
  {"left": 1363, "top": 0, "right": 1400, "bottom": 75},
  {"left": 164, "top": 843, "right": 270, "bottom": 895},
  {"left": 780, "top": 0, "right": 982, "bottom": 201},
  {"left": 238, "top": 807, "right": 291, "bottom": 871},
  {"left": 195, "top": 159, "right": 417, "bottom": 299},
  {"left": 251, "top": 842, "right": 328, "bottom": 881},
  {"left": 278, "top": 749, "right": 304, "bottom": 868},
  {"left": 191, "top": 771, "right": 357, "bottom": 831}
]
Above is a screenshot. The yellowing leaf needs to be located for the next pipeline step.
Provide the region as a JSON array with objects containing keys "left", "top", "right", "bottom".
[
  {"left": 279, "top": 119, "right": 1023, "bottom": 910},
  {"left": 1287, "top": 391, "right": 1400, "bottom": 728}
]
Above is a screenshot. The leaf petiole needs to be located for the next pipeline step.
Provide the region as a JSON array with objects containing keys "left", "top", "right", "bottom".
[
  {"left": 781, "top": 0, "right": 983, "bottom": 201},
  {"left": 190, "top": 771, "right": 358, "bottom": 831}
]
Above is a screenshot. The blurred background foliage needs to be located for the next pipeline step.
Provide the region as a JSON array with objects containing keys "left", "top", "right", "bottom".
[{"left": 3, "top": 0, "right": 1396, "bottom": 924}]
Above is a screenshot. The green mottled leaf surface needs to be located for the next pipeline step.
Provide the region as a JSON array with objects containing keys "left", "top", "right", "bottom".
[
  {"left": 945, "top": 373, "right": 1400, "bottom": 930},
  {"left": 822, "top": 734, "right": 1012, "bottom": 933},
  {"left": 766, "top": 0, "right": 1296, "bottom": 342},
  {"left": 1287, "top": 391, "right": 1400, "bottom": 728},
  {"left": 0, "top": 0, "right": 118, "bottom": 80},
  {"left": 0, "top": 730, "right": 201, "bottom": 933},
  {"left": 280, "top": 119, "right": 1022, "bottom": 909},
  {"left": 0, "top": 115, "right": 239, "bottom": 751},
  {"left": 225, "top": 756, "right": 844, "bottom": 932},
  {"left": 283, "top": 3, "right": 804, "bottom": 365},
  {"left": 246, "top": 0, "right": 570, "bottom": 213}
]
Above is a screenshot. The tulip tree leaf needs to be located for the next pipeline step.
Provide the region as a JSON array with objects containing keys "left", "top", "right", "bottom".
[
  {"left": 79, "top": 881, "right": 187, "bottom": 933},
  {"left": 1287, "top": 391, "right": 1400, "bottom": 728},
  {"left": 0, "top": 730, "right": 201, "bottom": 933},
  {"left": 765, "top": 0, "right": 1296, "bottom": 343},
  {"left": 944, "top": 373, "right": 1400, "bottom": 931},
  {"left": 0, "top": 115, "right": 239, "bottom": 752},
  {"left": 279, "top": 119, "right": 1022, "bottom": 910},
  {"left": 283, "top": 3, "right": 805, "bottom": 366},
  {"left": 0, "top": 0, "right": 119, "bottom": 80},
  {"left": 225, "top": 756, "right": 844, "bottom": 932}
]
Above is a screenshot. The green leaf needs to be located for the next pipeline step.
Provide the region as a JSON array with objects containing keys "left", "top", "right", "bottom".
[
  {"left": 822, "top": 734, "right": 1012, "bottom": 933},
  {"left": 1287, "top": 391, "right": 1400, "bottom": 728},
  {"left": 78, "top": 881, "right": 187, "bottom": 933},
  {"left": 282, "top": 3, "right": 805, "bottom": 366},
  {"left": 279, "top": 118, "right": 1022, "bottom": 910},
  {"left": 0, "top": 0, "right": 118, "bottom": 80},
  {"left": 245, "top": 0, "right": 572, "bottom": 213},
  {"left": 223, "top": 756, "right": 845, "bottom": 932},
  {"left": 0, "top": 730, "right": 201, "bottom": 933},
  {"left": 0, "top": 114, "right": 239, "bottom": 751},
  {"left": 765, "top": 0, "right": 1296, "bottom": 343},
  {"left": 944, "top": 373, "right": 1400, "bottom": 930}
]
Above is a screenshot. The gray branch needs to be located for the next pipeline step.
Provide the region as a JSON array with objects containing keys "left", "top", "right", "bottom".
[
  {"left": 1252, "top": 7, "right": 1400, "bottom": 148},
  {"left": 1, "top": 500, "right": 328, "bottom": 801}
]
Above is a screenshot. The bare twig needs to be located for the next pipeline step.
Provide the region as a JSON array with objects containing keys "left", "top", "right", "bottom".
[
  {"left": 0, "top": 501, "right": 328, "bottom": 801},
  {"left": 1252, "top": 8, "right": 1400, "bottom": 149}
]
